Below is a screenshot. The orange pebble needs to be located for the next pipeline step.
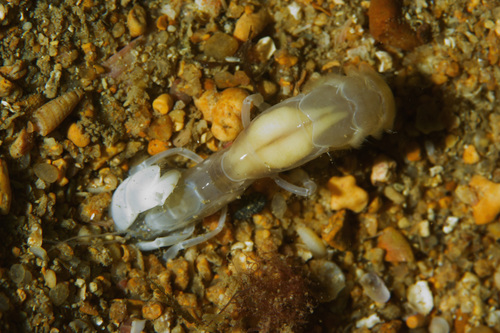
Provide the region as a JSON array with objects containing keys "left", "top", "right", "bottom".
[
  {"left": 406, "top": 314, "right": 426, "bottom": 329},
  {"left": 233, "top": 9, "right": 269, "bottom": 42},
  {"left": 142, "top": 301, "right": 163, "bottom": 320},
  {"left": 275, "top": 49, "right": 299, "bottom": 67},
  {"left": 469, "top": 175, "right": 500, "bottom": 224},
  {"left": 79, "top": 302, "right": 99, "bottom": 316},
  {"left": 328, "top": 175, "right": 368, "bottom": 213},
  {"left": 463, "top": 144, "right": 480, "bottom": 164},
  {"left": 211, "top": 87, "right": 249, "bottom": 142},
  {"left": 405, "top": 142, "right": 421, "bottom": 162},
  {"left": 147, "top": 139, "right": 169, "bottom": 155},
  {"left": 377, "top": 226, "right": 415, "bottom": 262},
  {"left": 152, "top": 93, "right": 174, "bottom": 115},
  {"left": 67, "top": 123, "right": 91, "bottom": 148},
  {"left": 156, "top": 15, "right": 169, "bottom": 31}
]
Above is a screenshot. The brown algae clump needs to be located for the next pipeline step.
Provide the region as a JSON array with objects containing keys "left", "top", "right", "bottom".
[{"left": 234, "top": 255, "right": 316, "bottom": 332}]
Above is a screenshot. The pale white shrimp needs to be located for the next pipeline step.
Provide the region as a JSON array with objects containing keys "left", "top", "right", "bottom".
[{"left": 110, "top": 64, "right": 396, "bottom": 261}]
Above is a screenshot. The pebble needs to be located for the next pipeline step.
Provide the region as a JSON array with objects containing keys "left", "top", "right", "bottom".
[
  {"left": 463, "top": 144, "right": 480, "bottom": 164},
  {"left": 142, "top": 301, "right": 163, "bottom": 320},
  {"left": 169, "top": 109, "right": 185, "bottom": 132},
  {"left": 10, "top": 128, "right": 34, "bottom": 158},
  {"left": 371, "top": 155, "right": 396, "bottom": 185},
  {"left": 407, "top": 281, "right": 434, "bottom": 315},
  {"left": 33, "top": 162, "right": 59, "bottom": 184},
  {"left": 359, "top": 272, "right": 391, "bottom": 303},
  {"left": 356, "top": 313, "right": 382, "bottom": 329},
  {"left": 152, "top": 94, "right": 174, "bottom": 115},
  {"left": 377, "top": 227, "right": 415, "bottom": 262},
  {"left": 296, "top": 224, "right": 327, "bottom": 258},
  {"left": 233, "top": 8, "right": 270, "bottom": 42},
  {"left": 167, "top": 258, "right": 190, "bottom": 291},
  {"left": 194, "top": 86, "right": 218, "bottom": 123},
  {"left": 406, "top": 313, "right": 426, "bottom": 329},
  {"left": 469, "top": 175, "right": 500, "bottom": 224},
  {"left": 148, "top": 115, "right": 173, "bottom": 142},
  {"left": 309, "top": 259, "right": 346, "bottom": 302},
  {"left": 67, "top": 122, "right": 91, "bottom": 148},
  {"left": 204, "top": 32, "right": 239, "bottom": 61},
  {"left": 42, "top": 268, "right": 57, "bottom": 289},
  {"left": 127, "top": 5, "right": 147, "bottom": 37},
  {"left": 0, "top": 159, "right": 11, "bottom": 215},
  {"left": 321, "top": 209, "right": 352, "bottom": 251},
  {"left": 383, "top": 186, "right": 406, "bottom": 205},
  {"left": 49, "top": 282, "right": 70, "bottom": 306},
  {"left": 211, "top": 87, "right": 249, "bottom": 141},
  {"left": 428, "top": 316, "right": 450, "bottom": 333},
  {"left": 327, "top": 175, "right": 368, "bottom": 213}
]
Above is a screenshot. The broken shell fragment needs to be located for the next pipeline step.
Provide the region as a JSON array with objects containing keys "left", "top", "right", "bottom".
[
  {"left": 152, "top": 94, "right": 174, "bottom": 115},
  {"left": 127, "top": 5, "right": 147, "bottom": 37},
  {"left": 0, "top": 159, "right": 11, "bottom": 215},
  {"left": 29, "top": 89, "right": 84, "bottom": 136},
  {"left": 10, "top": 128, "right": 34, "bottom": 158}
]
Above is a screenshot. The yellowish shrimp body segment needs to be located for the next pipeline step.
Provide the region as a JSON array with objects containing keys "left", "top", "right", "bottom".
[{"left": 110, "top": 64, "right": 395, "bottom": 260}]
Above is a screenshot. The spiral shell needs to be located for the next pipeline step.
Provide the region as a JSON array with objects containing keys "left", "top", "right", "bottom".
[{"left": 30, "top": 89, "right": 84, "bottom": 136}]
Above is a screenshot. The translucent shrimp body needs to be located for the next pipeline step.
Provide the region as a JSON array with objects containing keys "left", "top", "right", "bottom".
[{"left": 110, "top": 64, "right": 395, "bottom": 260}]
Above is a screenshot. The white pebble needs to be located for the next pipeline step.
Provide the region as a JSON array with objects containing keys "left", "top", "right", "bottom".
[
  {"left": 130, "top": 320, "right": 146, "bottom": 333},
  {"left": 408, "top": 281, "right": 434, "bottom": 315},
  {"left": 443, "top": 216, "right": 459, "bottom": 234},
  {"left": 359, "top": 272, "right": 391, "bottom": 303},
  {"left": 271, "top": 193, "right": 287, "bottom": 219},
  {"left": 356, "top": 313, "right": 381, "bottom": 329},
  {"left": 418, "top": 220, "right": 430, "bottom": 237},
  {"left": 429, "top": 316, "right": 450, "bottom": 333},
  {"left": 296, "top": 225, "right": 326, "bottom": 258}
]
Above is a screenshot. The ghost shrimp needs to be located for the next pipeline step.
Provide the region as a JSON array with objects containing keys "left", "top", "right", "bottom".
[{"left": 110, "top": 64, "right": 396, "bottom": 261}]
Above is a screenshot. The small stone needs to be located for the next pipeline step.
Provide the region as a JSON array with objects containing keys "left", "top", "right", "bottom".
[
  {"left": 377, "top": 227, "right": 414, "bottom": 262},
  {"left": 67, "top": 123, "right": 91, "bottom": 148},
  {"left": 327, "top": 175, "right": 368, "bottom": 213},
  {"left": 406, "top": 313, "right": 426, "bottom": 329},
  {"left": 359, "top": 272, "right": 391, "bottom": 303},
  {"left": 167, "top": 258, "right": 190, "bottom": 291},
  {"left": 211, "top": 87, "right": 249, "bottom": 141},
  {"left": 49, "top": 282, "right": 70, "bottom": 306},
  {"left": 463, "top": 144, "right": 480, "bottom": 164},
  {"left": 469, "top": 175, "right": 500, "bottom": 224},
  {"left": 407, "top": 281, "right": 433, "bottom": 315},
  {"left": 148, "top": 115, "right": 173, "bottom": 142},
  {"left": 321, "top": 209, "right": 354, "bottom": 251},
  {"left": 309, "top": 259, "right": 346, "bottom": 302},
  {"left": 142, "top": 301, "right": 163, "bottom": 320},
  {"left": 204, "top": 32, "right": 239, "bottom": 61},
  {"left": 152, "top": 94, "right": 174, "bottom": 115},
  {"left": 296, "top": 224, "right": 326, "bottom": 258},
  {"left": 0, "top": 159, "right": 11, "bottom": 215},
  {"left": 127, "top": 5, "right": 147, "bottom": 37},
  {"left": 371, "top": 155, "right": 396, "bottom": 185},
  {"left": 233, "top": 9, "right": 270, "bottom": 42}
]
